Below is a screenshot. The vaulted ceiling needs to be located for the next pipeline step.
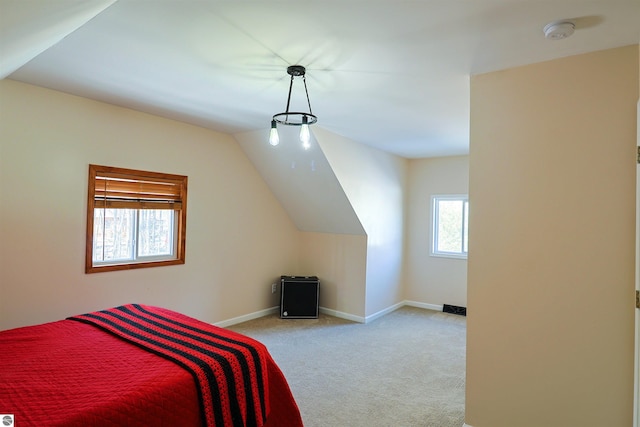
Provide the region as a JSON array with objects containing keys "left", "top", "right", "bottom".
[{"left": 2, "top": 0, "right": 639, "bottom": 158}]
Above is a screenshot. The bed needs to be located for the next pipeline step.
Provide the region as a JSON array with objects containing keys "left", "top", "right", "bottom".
[{"left": 0, "top": 304, "right": 303, "bottom": 427}]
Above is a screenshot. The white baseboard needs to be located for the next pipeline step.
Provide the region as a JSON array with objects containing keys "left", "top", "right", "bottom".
[
  {"left": 322, "top": 300, "right": 444, "bottom": 324},
  {"left": 215, "top": 300, "right": 448, "bottom": 327},
  {"left": 462, "top": 424, "right": 474, "bottom": 427},
  {"left": 214, "top": 306, "right": 279, "bottom": 327},
  {"left": 403, "top": 300, "right": 444, "bottom": 312},
  {"left": 364, "top": 301, "right": 405, "bottom": 323},
  {"left": 319, "top": 306, "right": 365, "bottom": 323}
]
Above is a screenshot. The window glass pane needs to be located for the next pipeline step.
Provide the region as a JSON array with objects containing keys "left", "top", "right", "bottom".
[
  {"left": 137, "top": 209, "right": 174, "bottom": 257},
  {"left": 93, "top": 208, "right": 135, "bottom": 262},
  {"left": 437, "top": 200, "right": 464, "bottom": 253}
]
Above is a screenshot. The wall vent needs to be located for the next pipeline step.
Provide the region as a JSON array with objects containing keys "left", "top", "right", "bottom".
[{"left": 443, "top": 304, "right": 467, "bottom": 316}]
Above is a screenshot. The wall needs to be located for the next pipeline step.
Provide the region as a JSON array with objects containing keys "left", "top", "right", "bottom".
[
  {"left": 635, "top": 44, "right": 640, "bottom": 427},
  {"left": 0, "top": 79, "right": 300, "bottom": 330},
  {"left": 466, "top": 45, "right": 638, "bottom": 427},
  {"left": 299, "top": 231, "right": 367, "bottom": 319},
  {"left": 405, "top": 155, "right": 468, "bottom": 307},
  {"left": 314, "top": 127, "right": 408, "bottom": 318},
  {"left": 235, "top": 127, "right": 365, "bottom": 235},
  {"left": 235, "top": 128, "right": 368, "bottom": 318}
]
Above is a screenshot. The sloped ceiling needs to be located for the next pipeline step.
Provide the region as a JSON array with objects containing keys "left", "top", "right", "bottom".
[
  {"left": 0, "top": 0, "right": 116, "bottom": 78},
  {"left": 235, "top": 126, "right": 365, "bottom": 235}
]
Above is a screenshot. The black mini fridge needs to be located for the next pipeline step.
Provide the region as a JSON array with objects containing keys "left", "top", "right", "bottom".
[{"left": 280, "top": 276, "right": 319, "bottom": 319}]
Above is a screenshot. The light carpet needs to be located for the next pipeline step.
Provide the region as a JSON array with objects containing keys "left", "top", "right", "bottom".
[{"left": 228, "top": 306, "right": 466, "bottom": 427}]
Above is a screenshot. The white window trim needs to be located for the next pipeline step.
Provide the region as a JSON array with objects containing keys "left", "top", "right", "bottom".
[
  {"left": 91, "top": 209, "right": 179, "bottom": 267},
  {"left": 430, "top": 194, "right": 468, "bottom": 260}
]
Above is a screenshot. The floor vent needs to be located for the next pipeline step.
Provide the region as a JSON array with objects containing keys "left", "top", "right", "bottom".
[{"left": 443, "top": 304, "right": 466, "bottom": 316}]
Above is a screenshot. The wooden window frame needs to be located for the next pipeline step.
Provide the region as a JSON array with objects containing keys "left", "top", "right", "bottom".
[{"left": 86, "top": 164, "right": 188, "bottom": 273}]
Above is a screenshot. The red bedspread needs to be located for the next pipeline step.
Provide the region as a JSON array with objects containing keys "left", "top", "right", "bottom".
[{"left": 0, "top": 305, "right": 303, "bottom": 427}]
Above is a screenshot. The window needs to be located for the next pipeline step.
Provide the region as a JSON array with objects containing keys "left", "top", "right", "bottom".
[
  {"left": 86, "top": 164, "right": 188, "bottom": 273},
  {"left": 431, "top": 195, "right": 468, "bottom": 259}
]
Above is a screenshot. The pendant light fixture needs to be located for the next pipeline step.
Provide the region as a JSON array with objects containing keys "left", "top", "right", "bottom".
[{"left": 270, "top": 65, "right": 317, "bottom": 149}]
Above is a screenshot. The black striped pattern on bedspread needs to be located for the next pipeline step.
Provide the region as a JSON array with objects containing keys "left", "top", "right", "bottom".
[{"left": 68, "top": 304, "right": 268, "bottom": 427}]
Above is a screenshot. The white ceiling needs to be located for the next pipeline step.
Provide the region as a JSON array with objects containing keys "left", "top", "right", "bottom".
[{"left": 2, "top": 0, "right": 639, "bottom": 158}]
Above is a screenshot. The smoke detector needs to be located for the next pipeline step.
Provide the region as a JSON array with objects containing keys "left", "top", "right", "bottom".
[{"left": 543, "top": 21, "right": 575, "bottom": 40}]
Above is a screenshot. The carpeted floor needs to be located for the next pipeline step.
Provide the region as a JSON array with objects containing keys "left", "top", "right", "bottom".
[{"left": 228, "top": 306, "right": 466, "bottom": 427}]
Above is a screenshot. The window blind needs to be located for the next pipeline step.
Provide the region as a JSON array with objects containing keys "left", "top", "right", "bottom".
[{"left": 91, "top": 167, "right": 185, "bottom": 210}]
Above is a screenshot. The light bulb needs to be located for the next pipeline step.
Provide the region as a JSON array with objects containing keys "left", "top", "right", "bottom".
[
  {"left": 300, "top": 116, "right": 310, "bottom": 149},
  {"left": 269, "top": 120, "right": 279, "bottom": 146}
]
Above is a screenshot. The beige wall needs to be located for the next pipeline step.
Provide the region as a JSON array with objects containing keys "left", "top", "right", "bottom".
[
  {"left": 405, "top": 155, "right": 468, "bottom": 307},
  {"left": 314, "top": 127, "right": 408, "bottom": 318},
  {"left": 466, "top": 45, "right": 638, "bottom": 427},
  {"left": 299, "top": 231, "right": 367, "bottom": 318},
  {"left": 234, "top": 127, "right": 370, "bottom": 319},
  {"left": 0, "top": 79, "right": 300, "bottom": 330},
  {"left": 635, "top": 44, "right": 640, "bottom": 427}
]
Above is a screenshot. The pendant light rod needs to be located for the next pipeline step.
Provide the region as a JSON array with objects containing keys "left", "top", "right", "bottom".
[
  {"left": 284, "top": 71, "right": 295, "bottom": 116},
  {"left": 302, "top": 73, "right": 313, "bottom": 117}
]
